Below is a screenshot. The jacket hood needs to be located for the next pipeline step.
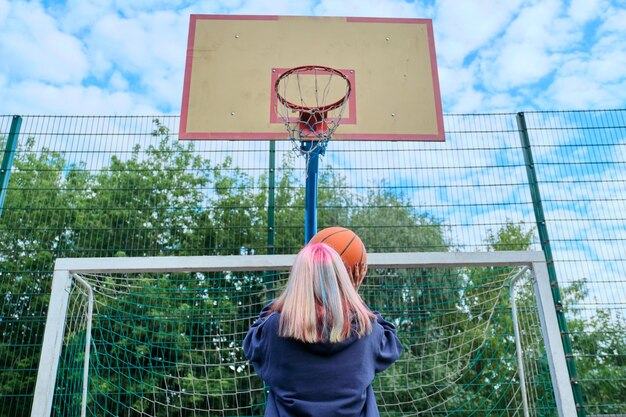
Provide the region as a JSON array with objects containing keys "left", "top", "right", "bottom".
[{"left": 303, "top": 333, "right": 360, "bottom": 356}]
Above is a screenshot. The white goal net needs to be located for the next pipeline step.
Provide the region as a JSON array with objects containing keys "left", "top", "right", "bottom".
[{"left": 32, "top": 251, "right": 575, "bottom": 417}]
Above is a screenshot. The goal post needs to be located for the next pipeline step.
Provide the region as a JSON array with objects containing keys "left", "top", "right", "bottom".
[
  {"left": 31, "top": 270, "right": 94, "bottom": 417},
  {"left": 32, "top": 251, "right": 576, "bottom": 417}
]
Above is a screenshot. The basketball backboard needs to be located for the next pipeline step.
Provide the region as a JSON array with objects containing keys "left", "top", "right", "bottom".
[{"left": 180, "top": 15, "right": 444, "bottom": 141}]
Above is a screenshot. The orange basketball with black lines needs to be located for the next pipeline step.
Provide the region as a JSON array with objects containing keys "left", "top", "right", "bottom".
[{"left": 309, "top": 227, "right": 367, "bottom": 272}]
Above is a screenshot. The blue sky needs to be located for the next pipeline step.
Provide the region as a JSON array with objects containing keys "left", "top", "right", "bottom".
[
  {"left": 0, "top": 0, "right": 624, "bottom": 316},
  {"left": 0, "top": 0, "right": 625, "bottom": 115}
]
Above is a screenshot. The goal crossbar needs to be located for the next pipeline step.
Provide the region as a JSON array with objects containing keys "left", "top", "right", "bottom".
[
  {"left": 32, "top": 250, "right": 576, "bottom": 417},
  {"left": 52, "top": 250, "right": 546, "bottom": 273}
]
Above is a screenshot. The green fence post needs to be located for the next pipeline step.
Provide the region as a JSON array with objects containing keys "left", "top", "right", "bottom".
[
  {"left": 516, "top": 112, "right": 586, "bottom": 417},
  {"left": 267, "top": 141, "right": 276, "bottom": 255},
  {"left": 264, "top": 141, "right": 277, "bottom": 299},
  {"left": 0, "top": 115, "right": 22, "bottom": 218}
]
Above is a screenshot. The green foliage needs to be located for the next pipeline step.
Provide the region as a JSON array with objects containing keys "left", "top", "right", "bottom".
[
  {"left": 349, "top": 186, "right": 448, "bottom": 252},
  {"left": 563, "top": 279, "right": 626, "bottom": 415},
  {"left": 487, "top": 222, "right": 626, "bottom": 415},
  {"left": 486, "top": 220, "right": 534, "bottom": 251},
  {"left": 0, "top": 124, "right": 451, "bottom": 416},
  {"left": 458, "top": 222, "right": 557, "bottom": 415},
  {"left": 0, "top": 136, "right": 88, "bottom": 417},
  {"left": 78, "top": 122, "right": 213, "bottom": 257},
  {"left": 2, "top": 123, "right": 622, "bottom": 417},
  {"left": 206, "top": 155, "right": 267, "bottom": 255}
]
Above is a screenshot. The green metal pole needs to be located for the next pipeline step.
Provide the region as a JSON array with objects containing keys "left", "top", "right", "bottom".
[
  {"left": 516, "top": 112, "right": 586, "bottom": 417},
  {"left": 267, "top": 141, "right": 276, "bottom": 255},
  {"left": 0, "top": 115, "right": 22, "bottom": 218},
  {"left": 264, "top": 141, "right": 277, "bottom": 299}
]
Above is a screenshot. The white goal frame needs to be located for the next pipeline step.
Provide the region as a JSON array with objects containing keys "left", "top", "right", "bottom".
[{"left": 31, "top": 251, "right": 576, "bottom": 417}]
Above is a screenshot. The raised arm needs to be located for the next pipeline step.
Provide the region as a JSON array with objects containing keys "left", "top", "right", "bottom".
[
  {"left": 243, "top": 303, "right": 276, "bottom": 379},
  {"left": 372, "top": 312, "right": 404, "bottom": 373}
]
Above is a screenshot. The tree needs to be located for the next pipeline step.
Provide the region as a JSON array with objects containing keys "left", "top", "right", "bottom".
[
  {"left": 562, "top": 280, "right": 626, "bottom": 415},
  {"left": 349, "top": 185, "right": 448, "bottom": 252},
  {"left": 0, "top": 123, "right": 451, "bottom": 416},
  {"left": 0, "top": 137, "right": 94, "bottom": 417},
  {"left": 486, "top": 220, "right": 535, "bottom": 252},
  {"left": 367, "top": 221, "right": 541, "bottom": 415},
  {"left": 77, "top": 121, "right": 214, "bottom": 258},
  {"left": 486, "top": 221, "right": 626, "bottom": 415}
]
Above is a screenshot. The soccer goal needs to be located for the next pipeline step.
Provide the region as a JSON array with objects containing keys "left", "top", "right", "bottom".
[{"left": 31, "top": 251, "right": 575, "bottom": 417}]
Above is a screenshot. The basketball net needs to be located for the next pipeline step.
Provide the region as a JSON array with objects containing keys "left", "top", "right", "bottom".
[{"left": 274, "top": 65, "right": 351, "bottom": 157}]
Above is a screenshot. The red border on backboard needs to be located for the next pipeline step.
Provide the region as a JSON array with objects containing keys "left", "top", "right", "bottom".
[{"left": 180, "top": 15, "right": 444, "bottom": 141}]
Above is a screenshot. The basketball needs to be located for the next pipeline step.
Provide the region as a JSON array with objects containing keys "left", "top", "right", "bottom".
[{"left": 309, "top": 226, "right": 367, "bottom": 272}]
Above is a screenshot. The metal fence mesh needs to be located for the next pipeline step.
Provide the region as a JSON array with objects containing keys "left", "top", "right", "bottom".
[
  {"left": 523, "top": 110, "right": 626, "bottom": 415},
  {"left": 1, "top": 110, "right": 625, "bottom": 416}
]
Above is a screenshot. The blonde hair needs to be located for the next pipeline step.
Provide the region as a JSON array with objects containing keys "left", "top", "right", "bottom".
[{"left": 270, "top": 243, "right": 374, "bottom": 343}]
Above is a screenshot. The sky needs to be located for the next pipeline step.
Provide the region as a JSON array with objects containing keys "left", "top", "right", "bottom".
[
  {"left": 0, "top": 0, "right": 625, "bottom": 116},
  {"left": 0, "top": 0, "right": 624, "bottom": 317}
]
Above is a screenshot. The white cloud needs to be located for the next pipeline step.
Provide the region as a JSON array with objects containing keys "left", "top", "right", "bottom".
[
  {"left": 484, "top": 92, "right": 523, "bottom": 112},
  {"left": 447, "top": 85, "right": 484, "bottom": 113},
  {"left": 434, "top": 0, "right": 523, "bottom": 66},
  {"left": 55, "top": 0, "right": 114, "bottom": 34},
  {"left": 0, "top": 80, "right": 158, "bottom": 115},
  {"left": 601, "top": 7, "right": 626, "bottom": 32},
  {"left": 58, "top": 0, "right": 195, "bottom": 32},
  {"left": 477, "top": 0, "right": 576, "bottom": 90},
  {"left": 0, "top": 0, "right": 88, "bottom": 85},
  {"left": 487, "top": 42, "right": 555, "bottom": 90},
  {"left": 440, "top": 58, "right": 521, "bottom": 113},
  {"left": 113, "top": 0, "right": 190, "bottom": 16},
  {"left": 538, "top": 36, "right": 626, "bottom": 109},
  {"left": 523, "top": 1, "right": 626, "bottom": 109},
  {"left": 88, "top": 14, "right": 149, "bottom": 73},
  {"left": 83, "top": 10, "right": 188, "bottom": 110},
  {"left": 506, "top": 0, "right": 574, "bottom": 49},
  {"left": 0, "top": 1, "right": 9, "bottom": 21},
  {"left": 437, "top": 0, "right": 626, "bottom": 112},
  {"left": 542, "top": 72, "right": 625, "bottom": 109},
  {"left": 0, "top": 0, "right": 625, "bottom": 115},
  {"left": 567, "top": 0, "right": 610, "bottom": 23},
  {"left": 108, "top": 70, "right": 129, "bottom": 91},
  {"left": 438, "top": 65, "right": 471, "bottom": 95},
  {"left": 587, "top": 49, "right": 626, "bottom": 83},
  {"left": 314, "top": 0, "right": 425, "bottom": 18},
  {"left": 229, "top": 0, "right": 314, "bottom": 15}
]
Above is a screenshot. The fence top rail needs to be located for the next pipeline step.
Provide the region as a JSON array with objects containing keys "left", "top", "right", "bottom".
[{"left": 54, "top": 251, "right": 546, "bottom": 274}]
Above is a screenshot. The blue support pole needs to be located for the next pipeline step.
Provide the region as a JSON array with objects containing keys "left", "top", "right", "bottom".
[
  {"left": 0, "top": 115, "right": 22, "bottom": 218},
  {"left": 302, "top": 141, "right": 322, "bottom": 244}
]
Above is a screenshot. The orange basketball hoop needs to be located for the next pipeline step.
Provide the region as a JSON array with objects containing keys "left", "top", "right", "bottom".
[{"left": 274, "top": 65, "right": 351, "bottom": 149}]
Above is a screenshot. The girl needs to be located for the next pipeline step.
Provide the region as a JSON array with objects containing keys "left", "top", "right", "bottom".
[{"left": 244, "top": 243, "right": 403, "bottom": 417}]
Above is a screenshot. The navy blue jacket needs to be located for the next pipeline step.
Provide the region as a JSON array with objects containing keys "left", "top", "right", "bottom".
[{"left": 243, "top": 305, "right": 403, "bottom": 417}]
